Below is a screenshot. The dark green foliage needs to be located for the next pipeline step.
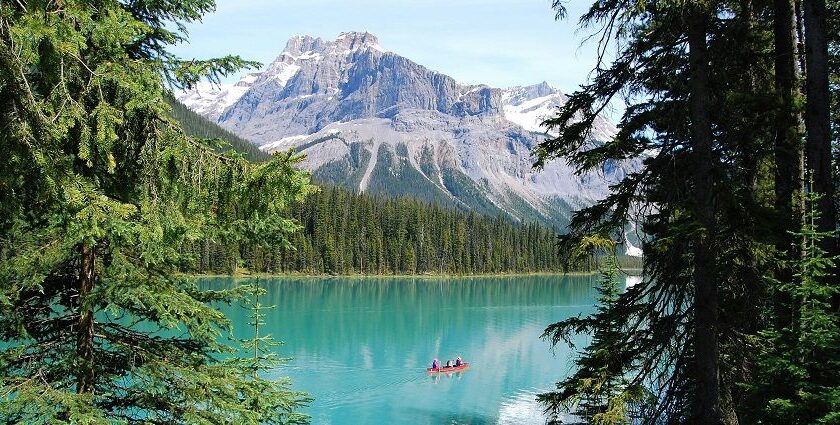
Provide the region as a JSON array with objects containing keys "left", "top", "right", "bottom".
[
  {"left": 182, "top": 185, "right": 643, "bottom": 275},
  {"left": 538, "top": 0, "right": 840, "bottom": 423},
  {"left": 831, "top": 0, "right": 840, "bottom": 215},
  {"left": 366, "top": 145, "right": 478, "bottom": 211},
  {"left": 310, "top": 140, "right": 371, "bottom": 190},
  {"left": 540, "top": 238, "right": 650, "bottom": 424},
  {"left": 233, "top": 285, "right": 311, "bottom": 424},
  {"left": 438, "top": 168, "right": 510, "bottom": 219},
  {"left": 743, "top": 193, "right": 840, "bottom": 424},
  {"left": 0, "top": 1, "right": 310, "bottom": 423},
  {"left": 166, "top": 96, "right": 271, "bottom": 162}
]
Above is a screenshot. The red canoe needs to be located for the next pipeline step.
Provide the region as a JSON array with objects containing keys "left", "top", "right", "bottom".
[{"left": 427, "top": 363, "right": 469, "bottom": 373}]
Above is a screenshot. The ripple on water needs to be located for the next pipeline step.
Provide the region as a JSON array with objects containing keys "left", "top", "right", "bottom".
[
  {"left": 497, "top": 391, "right": 548, "bottom": 424},
  {"left": 200, "top": 275, "right": 600, "bottom": 424}
]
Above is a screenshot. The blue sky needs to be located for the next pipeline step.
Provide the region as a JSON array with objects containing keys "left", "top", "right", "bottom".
[{"left": 171, "top": 0, "right": 604, "bottom": 92}]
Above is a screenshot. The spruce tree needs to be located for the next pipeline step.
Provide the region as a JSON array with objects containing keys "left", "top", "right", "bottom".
[
  {"left": 536, "top": 0, "right": 781, "bottom": 421},
  {"left": 235, "top": 285, "right": 311, "bottom": 424},
  {"left": 0, "top": 1, "right": 310, "bottom": 423},
  {"left": 540, "top": 236, "right": 648, "bottom": 425},
  {"left": 539, "top": 0, "right": 840, "bottom": 423},
  {"left": 745, "top": 191, "right": 840, "bottom": 424}
]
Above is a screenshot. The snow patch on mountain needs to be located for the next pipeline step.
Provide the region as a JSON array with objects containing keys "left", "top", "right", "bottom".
[
  {"left": 267, "top": 62, "right": 301, "bottom": 86},
  {"left": 261, "top": 134, "right": 308, "bottom": 152},
  {"left": 176, "top": 32, "right": 639, "bottom": 251},
  {"left": 625, "top": 239, "right": 643, "bottom": 257},
  {"left": 502, "top": 83, "right": 564, "bottom": 133},
  {"left": 177, "top": 74, "right": 256, "bottom": 120}
]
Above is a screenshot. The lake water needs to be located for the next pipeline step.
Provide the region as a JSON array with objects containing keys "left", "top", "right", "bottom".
[{"left": 201, "top": 274, "right": 637, "bottom": 424}]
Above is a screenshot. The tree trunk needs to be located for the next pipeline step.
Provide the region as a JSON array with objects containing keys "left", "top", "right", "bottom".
[
  {"left": 803, "top": 0, "right": 836, "bottom": 256},
  {"left": 686, "top": 6, "right": 722, "bottom": 424},
  {"left": 796, "top": 0, "right": 807, "bottom": 74},
  {"left": 720, "top": 379, "right": 740, "bottom": 425},
  {"left": 774, "top": 0, "right": 807, "bottom": 332},
  {"left": 775, "top": 0, "right": 805, "bottom": 249},
  {"left": 77, "top": 243, "right": 95, "bottom": 394}
]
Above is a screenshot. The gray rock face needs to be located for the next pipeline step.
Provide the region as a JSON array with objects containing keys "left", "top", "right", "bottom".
[
  {"left": 177, "top": 32, "right": 641, "bottom": 254},
  {"left": 211, "top": 32, "right": 508, "bottom": 142}
]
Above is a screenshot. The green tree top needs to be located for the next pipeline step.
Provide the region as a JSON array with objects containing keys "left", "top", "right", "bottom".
[{"left": 0, "top": 1, "right": 311, "bottom": 423}]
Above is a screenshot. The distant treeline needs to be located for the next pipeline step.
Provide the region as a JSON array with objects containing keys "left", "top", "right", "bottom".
[
  {"left": 165, "top": 97, "right": 641, "bottom": 275},
  {"left": 180, "top": 185, "right": 642, "bottom": 275}
]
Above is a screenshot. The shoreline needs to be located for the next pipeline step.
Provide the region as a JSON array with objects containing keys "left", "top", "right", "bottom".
[{"left": 185, "top": 269, "right": 644, "bottom": 280}]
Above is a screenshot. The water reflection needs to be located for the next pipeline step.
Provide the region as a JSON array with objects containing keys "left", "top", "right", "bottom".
[{"left": 200, "top": 274, "right": 631, "bottom": 424}]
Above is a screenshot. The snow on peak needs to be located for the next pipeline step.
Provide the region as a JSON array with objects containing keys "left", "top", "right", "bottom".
[
  {"left": 176, "top": 71, "right": 259, "bottom": 120},
  {"left": 260, "top": 134, "right": 308, "bottom": 152},
  {"left": 500, "top": 82, "right": 617, "bottom": 141},
  {"left": 502, "top": 82, "right": 562, "bottom": 105},
  {"left": 236, "top": 73, "right": 260, "bottom": 86},
  {"left": 501, "top": 83, "right": 566, "bottom": 134},
  {"left": 280, "top": 31, "right": 386, "bottom": 59},
  {"left": 335, "top": 31, "right": 386, "bottom": 52},
  {"left": 264, "top": 62, "right": 301, "bottom": 86}
]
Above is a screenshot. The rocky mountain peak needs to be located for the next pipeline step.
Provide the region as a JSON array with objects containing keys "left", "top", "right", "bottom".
[
  {"left": 335, "top": 31, "right": 384, "bottom": 51},
  {"left": 282, "top": 35, "right": 324, "bottom": 56},
  {"left": 175, "top": 32, "right": 637, "bottom": 252},
  {"left": 279, "top": 31, "right": 385, "bottom": 60},
  {"left": 502, "top": 82, "right": 562, "bottom": 106}
]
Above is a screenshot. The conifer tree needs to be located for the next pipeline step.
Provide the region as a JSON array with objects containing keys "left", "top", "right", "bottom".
[
  {"left": 540, "top": 0, "right": 839, "bottom": 423},
  {"left": 540, "top": 236, "right": 648, "bottom": 425},
  {"left": 745, "top": 191, "right": 840, "bottom": 424},
  {"left": 537, "top": 0, "right": 781, "bottom": 421},
  {"left": 194, "top": 184, "right": 622, "bottom": 276},
  {"left": 235, "top": 285, "right": 311, "bottom": 424},
  {"left": 0, "top": 1, "right": 310, "bottom": 422}
]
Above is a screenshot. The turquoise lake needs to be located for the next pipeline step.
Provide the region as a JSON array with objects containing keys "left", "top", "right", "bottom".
[{"left": 201, "top": 274, "right": 639, "bottom": 424}]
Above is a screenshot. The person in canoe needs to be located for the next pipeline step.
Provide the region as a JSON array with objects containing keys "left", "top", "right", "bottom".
[
  {"left": 445, "top": 359, "right": 452, "bottom": 368},
  {"left": 431, "top": 358, "right": 439, "bottom": 369},
  {"left": 455, "top": 356, "right": 462, "bottom": 367}
]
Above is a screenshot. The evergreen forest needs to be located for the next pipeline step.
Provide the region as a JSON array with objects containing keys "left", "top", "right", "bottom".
[
  {"left": 166, "top": 96, "right": 272, "bottom": 163},
  {"left": 165, "top": 98, "right": 641, "bottom": 276},
  {"left": 0, "top": 1, "right": 311, "bottom": 423},
  {"left": 535, "top": 0, "right": 840, "bottom": 424},
  {"left": 2, "top": 0, "right": 840, "bottom": 424},
  {"left": 180, "top": 185, "right": 643, "bottom": 275}
]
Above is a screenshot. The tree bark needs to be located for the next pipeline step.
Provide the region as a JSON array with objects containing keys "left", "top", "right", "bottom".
[
  {"left": 803, "top": 0, "right": 836, "bottom": 254},
  {"left": 796, "top": 0, "right": 807, "bottom": 74},
  {"left": 77, "top": 243, "right": 95, "bottom": 394},
  {"left": 774, "top": 0, "right": 807, "bottom": 332},
  {"left": 775, "top": 0, "right": 805, "bottom": 249},
  {"left": 686, "top": 6, "right": 722, "bottom": 424}
]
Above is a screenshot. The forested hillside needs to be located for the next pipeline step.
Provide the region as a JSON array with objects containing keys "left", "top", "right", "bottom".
[
  {"left": 180, "top": 185, "right": 642, "bottom": 275},
  {"left": 167, "top": 96, "right": 271, "bottom": 162},
  {"left": 167, "top": 93, "right": 642, "bottom": 276}
]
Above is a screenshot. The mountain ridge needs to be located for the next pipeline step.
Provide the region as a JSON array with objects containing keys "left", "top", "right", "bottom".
[{"left": 177, "top": 31, "right": 640, "bottom": 254}]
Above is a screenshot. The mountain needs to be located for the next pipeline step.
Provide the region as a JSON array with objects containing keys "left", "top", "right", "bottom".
[
  {"left": 178, "top": 31, "right": 639, "bottom": 249},
  {"left": 166, "top": 95, "right": 271, "bottom": 162}
]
